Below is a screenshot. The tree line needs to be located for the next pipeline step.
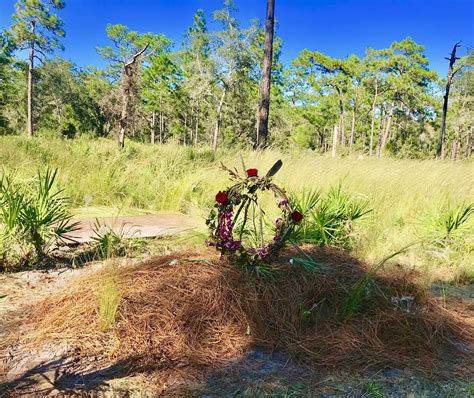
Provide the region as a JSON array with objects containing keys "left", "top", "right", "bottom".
[{"left": 0, "top": 0, "right": 472, "bottom": 159}]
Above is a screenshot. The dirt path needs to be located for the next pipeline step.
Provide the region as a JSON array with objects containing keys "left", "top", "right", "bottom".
[
  {"left": 68, "top": 214, "right": 199, "bottom": 244},
  {"left": 1, "top": 214, "right": 198, "bottom": 319}
]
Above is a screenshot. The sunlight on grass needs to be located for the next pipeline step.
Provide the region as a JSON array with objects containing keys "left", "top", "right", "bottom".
[
  {"left": 71, "top": 205, "right": 154, "bottom": 219},
  {"left": 1, "top": 136, "right": 472, "bottom": 281},
  {"left": 96, "top": 266, "right": 121, "bottom": 331}
]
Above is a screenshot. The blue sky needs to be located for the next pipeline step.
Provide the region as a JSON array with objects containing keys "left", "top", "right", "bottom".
[{"left": 1, "top": 0, "right": 473, "bottom": 76}]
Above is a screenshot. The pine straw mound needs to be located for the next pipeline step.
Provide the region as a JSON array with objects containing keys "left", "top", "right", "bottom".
[{"left": 7, "top": 247, "right": 474, "bottom": 384}]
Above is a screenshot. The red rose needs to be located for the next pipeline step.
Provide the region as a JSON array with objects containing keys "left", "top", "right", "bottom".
[
  {"left": 291, "top": 210, "right": 303, "bottom": 224},
  {"left": 215, "top": 191, "right": 229, "bottom": 204},
  {"left": 246, "top": 168, "right": 258, "bottom": 177}
]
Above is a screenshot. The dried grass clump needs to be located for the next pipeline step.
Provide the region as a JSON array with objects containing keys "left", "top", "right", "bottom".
[{"left": 10, "top": 248, "right": 474, "bottom": 381}]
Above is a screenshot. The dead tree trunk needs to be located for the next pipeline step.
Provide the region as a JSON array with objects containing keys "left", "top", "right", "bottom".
[
  {"left": 437, "top": 42, "right": 462, "bottom": 158},
  {"left": 256, "top": 0, "right": 275, "bottom": 149},
  {"left": 118, "top": 44, "right": 149, "bottom": 149}
]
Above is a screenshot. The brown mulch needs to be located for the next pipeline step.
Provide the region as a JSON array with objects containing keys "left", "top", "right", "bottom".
[{"left": 2, "top": 247, "right": 473, "bottom": 391}]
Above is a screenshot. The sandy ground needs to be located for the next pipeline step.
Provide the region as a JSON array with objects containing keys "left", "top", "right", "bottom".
[
  {"left": 67, "top": 214, "right": 199, "bottom": 244},
  {"left": 0, "top": 228, "right": 472, "bottom": 396}
]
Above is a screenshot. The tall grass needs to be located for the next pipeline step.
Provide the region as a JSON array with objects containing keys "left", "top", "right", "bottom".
[
  {"left": 97, "top": 270, "right": 121, "bottom": 331},
  {"left": 0, "top": 136, "right": 472, "bottom": 281}
]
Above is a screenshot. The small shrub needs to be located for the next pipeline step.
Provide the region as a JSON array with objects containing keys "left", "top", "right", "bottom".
[
  {"left": 291, "top": 185, "right": 372, "bottom": 249},
  {"left": 0, "top": 173, "right": 23, "bottom": 233},
  {"left": 91, "top": 218, "right": 127, "bottom": 259},
  {"left": 421, "top": 202, "right": 473, "bottom": 245},
  {"left": 420, "top": 203, "right": 474, "bottom": 275},
  {"left": 0, "top": 168, "right": 78, "bottom": 267},
  {"left": 20, "top": 169, "right": 80, "bottom": 258}
]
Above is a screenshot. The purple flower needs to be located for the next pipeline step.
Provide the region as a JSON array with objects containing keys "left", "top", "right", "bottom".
[{"left": 278, "top": 199, "right": 289, "bottom": 208}]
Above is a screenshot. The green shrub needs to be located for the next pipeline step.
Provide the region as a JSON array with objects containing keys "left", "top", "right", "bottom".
[
  {"left": 291, "top": 185, "right": 372, "bottom": 248},
  {"left": 0, "top": 168, "right": 79, "bottom": 267},
  {"left": 91, "top": 218, "right": 126, "bottom": 259},
  {"left": 422, "top": 202, "right": 473, "bottom": 245},
  {"left": 419, "top": 202, "right": 474, "bottom": 282}
]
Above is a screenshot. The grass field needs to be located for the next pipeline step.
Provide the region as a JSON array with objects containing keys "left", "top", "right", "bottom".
[{"left": 1, "top": 135, "right": 473, "bottom": 282}]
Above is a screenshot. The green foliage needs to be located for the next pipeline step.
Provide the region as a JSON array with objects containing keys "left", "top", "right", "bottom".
[
  {"left": 97, "top": 24, "right": 172, "bottom": 78},
  {"left": 423, "top": 202, "right": 473, "bottom": 243},
  {"left": 10, "top": 0, "right": 65, "bottom": 54},
  {"left": 97, "top": 271, "right": 120, "bottom": 330},
  {"left": 362, "top": 381, "right": 385, "bottom": 398},
  {"left": 91, "top": 218, "right": 126, "bottom": 259},
  {"left": 297, "top": 303, "right": 313, "bottom": 326},
  {"left": 20, "top": 168, "right": 79, "bottom": 257},
  {"left": 291, "top": 185, "right": 371, "bottom": 249},
  {"left": 420, "top": 203, "right": 473, "bottom": 278},
  {"left": 4, "top": 2, "right": 467, "bottom": 156},
  {"left": 289, "top": 242, "right": 328, "bottom": 273},
  {"left": 0, "top": 168, "right": 78, "bottom": 266},
  {"left": 0, "top": 173, "right": 23, "bottom": 233},
  {"left": 0, "top": 136, "right": 472, "bottom": 282},
  {"left": 342, "top": 243, "right": 418, "bottom": 318}
]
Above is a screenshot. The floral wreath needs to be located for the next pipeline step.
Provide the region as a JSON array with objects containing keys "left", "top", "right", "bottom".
[{"left": 206, "top": 160, "right": 303, "bottom": 265}]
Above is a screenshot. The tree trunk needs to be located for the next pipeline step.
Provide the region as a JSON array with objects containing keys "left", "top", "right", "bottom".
[
  {"left": 349, "top": 108, "right": 356, "bottom": 150},
  {"left": 195, "top": 115, "right": 199, "bottom": 146},
  {"left": 376, "top": 108, "right": 385, "bottom": 157},
  {"left": 256, "top": 0, "right": 275, "bottom": 149},
  {"left": 437, "top": 42, "right": 461, "bottom": 158},
  {"left": 27, "top": 22, "right": 36, "bottom": 138},
  {"left": 159, "top": 111, "right": 163, "bottom": 144},
  {"left": 349, "top": 93, "right": 358, "bottom": 150},
  {"left": 319, "top": 131, "right": 325, "bottom": 151},
  {"left": 336, "top": 86, "right": 345, "bottom": 146},
  {"left": 183, "top": 112, "right": 187, "bottom": 145},
  {"left": 118, "top": 77, "right": 130, "bottom": 149},
  {"left": 212, "top": 89, "right": 226, "bottom": 151},
  {"left": 369, "top": 86, "right": 378, "bottom": 156},
  {"left": 465, "top": 127, "right": 472, "bottom": 158},
  {"left": 331, "top": 124, "right": 338, "bottom": 157},
  {"left": 118, "top": 44, "right": 149, "bottom": 149},
  {"left": 379, "top": 100, "right": 394, "bottom": 155},
  {"left": 151, "top": 110, "right": 156, "bottom": 144},
  {"left": 450, "top": 127, "right": 462, "bottom": 160}
]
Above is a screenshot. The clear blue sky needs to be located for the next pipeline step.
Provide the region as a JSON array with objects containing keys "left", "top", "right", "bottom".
[{"left": 1, "top": 0, "right": 473, "bottom": 76}]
